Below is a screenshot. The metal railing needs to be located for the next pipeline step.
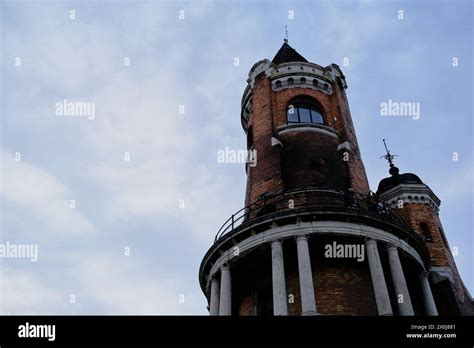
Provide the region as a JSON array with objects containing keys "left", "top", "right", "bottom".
[{"left": 214, "top": 188, "right": 410, "bottom": 243}]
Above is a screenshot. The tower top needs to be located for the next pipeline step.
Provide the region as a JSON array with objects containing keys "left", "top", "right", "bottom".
[
  {"left": 377, "top": 139, "right": 425, "bottom": 195},
  {"left": 272, "top": 40, "right": 308, "bottom": 65}
]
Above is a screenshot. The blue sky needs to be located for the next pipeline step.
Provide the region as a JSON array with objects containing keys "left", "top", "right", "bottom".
[{"left": 0, "top": 0, "right": 472, "bottom": 314}]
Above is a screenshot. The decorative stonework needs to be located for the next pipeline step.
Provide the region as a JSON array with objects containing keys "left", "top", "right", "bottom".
[
  {"left": 246, "top": 59, "right": 272, "bottom": 87},
  {"left": 378, "top": 183, "right": 441, "bottom": 213},
  {"left": 337, "top": 141, "right": 351, "bottom": 152},
  {"left": 206, "top": 220, "right": 426, "bottom": 289},
  {"left": 241, "top": 61, "right": 348, "bottom": 132},
  {"left": 430, "top": 266, "right": 454, "bottom": 285},
  {"left": 241, "top": 95, "right": 252, "bottom": 131},
  {"left": 271, "top": 75, "right": 332, "bottom": 94},
  {"left": 276, "top": 123, "right": 339, "bottom": 139}
]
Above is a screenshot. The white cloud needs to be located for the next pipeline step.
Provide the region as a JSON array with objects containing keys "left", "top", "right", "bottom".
[
  {"left": 0, "top": 251, "right": 205, "bottom": 315},
  {"left": 0, "top": 150, "right": 94, "bottom": 236},
  {"left": 435, "top": 166, "right": 474, "bottom": 202},
  {"left": 3, "top": 0, "right": 470, "bottom": 315},
  {"left": 74, "top": 64, "right": 243, "bottom": 244},
  {"left": 70, "top": 252, "right": 202, "bottom": 314},
  {"left": 318, "top": 1, "right": 385, "bottom": 65},
  {"left": 0, "top": 267, "right": 66, "bottom": 314}
]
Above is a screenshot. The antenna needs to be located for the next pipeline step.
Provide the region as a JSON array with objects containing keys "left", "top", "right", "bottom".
[
  {"left": 284, "top": 25, "right": 288, "bottom": 43},
  {"left": 380, "top": 139, "right": 398, "bottom": 168}
]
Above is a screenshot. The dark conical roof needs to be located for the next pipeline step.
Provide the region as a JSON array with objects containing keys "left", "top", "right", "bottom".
[
  {"left": 272, "top": 41, "right": 308, "bottom": 65},
  {"left": 376, "top": 167, "right": 424, "bottom": 194}
]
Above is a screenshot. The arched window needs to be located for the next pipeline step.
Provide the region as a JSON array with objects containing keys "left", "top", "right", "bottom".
[
  {"left": 287, "top": 78, "right": 294, "bottom": 86},
  {"left": 420, "top": 222, "right": 432, "bottom": 242},
  {"left": 312, "top": 79, "right": 318, "bottom": 87},
  {"left": 300, "top": 77, "right": 306, "bottom": 84},
  {"left": 275, "top": 80, "right": 282, "bottom": 88},
  {"left": 286, "top": 97, "right": 324, "bottom": 125}
]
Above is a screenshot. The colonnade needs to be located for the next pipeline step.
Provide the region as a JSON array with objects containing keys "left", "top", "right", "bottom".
[{"left": 209, "top": 237, "right": 438, "bottom": 316}]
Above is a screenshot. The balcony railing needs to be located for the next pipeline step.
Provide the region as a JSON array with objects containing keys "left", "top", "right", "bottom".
[{"left": 214, "top": 188, "right": 410, "bottom": 243}]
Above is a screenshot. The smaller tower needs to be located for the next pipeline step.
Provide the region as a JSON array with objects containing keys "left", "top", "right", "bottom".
[{"left": 376, "top": 141, "right": 473, "bottom": 315}]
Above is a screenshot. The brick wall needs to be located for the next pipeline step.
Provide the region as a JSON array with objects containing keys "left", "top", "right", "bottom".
[
  {"left": 395, "top": 202, "right": 470, "bottom": 312},
  {"left": 238, "top": 295, "right": 254, "bottom": 316},
  {"left": 245, "top": 74, "right": 370, "bottom": 207},
  {"left": 314, "top": 263, "right": 378, "bottom": 315},
  {"left": 279, "top": 130, "right": 348, "bottom": 191},
  {"left": 283, "top": 261, "right": 377, "bottom": 315},
  {"left": 332, "top": 82, "right": 370, "bottom": 194},
  {"left": 397, "top": 203, "right": 451, "bottom": 267},
  {"left": 245, "top": 74, "right": 284, "bottom": 205}
]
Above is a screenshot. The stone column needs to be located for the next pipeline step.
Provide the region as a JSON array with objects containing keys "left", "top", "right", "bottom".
[
  {"left": 271, "top": 239, "right": 288, "bottom": 315},
  {"left": 387, "top": 245, "right": 414, "bottom": 315},
  {"left": 296, "top": 235, "right": 317, "bottom": 315},
  {"left": 366, "top": 239, "right": 393, "bottom": 315},
  {"left": 219, "top": 264, "right": 232, "bottom": 316},
  {"left": 209, "top": 276, "right": 220, "bottom": 316},
  {"left": 420, "top": 271, "right": 438, "bottom": 316}
]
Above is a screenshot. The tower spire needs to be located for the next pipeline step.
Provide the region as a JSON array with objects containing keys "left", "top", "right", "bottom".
[
  {"left": 381, "top": 139, "right": 399, "bottom": 176},
  {"left": 284, "top": 25, "right": 288, "bottom": 43}
]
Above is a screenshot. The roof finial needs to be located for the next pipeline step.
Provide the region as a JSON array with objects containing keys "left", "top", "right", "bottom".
[
  {"left": 380, "top": 139, "right": 399, "bottom": 176},
  {"left": 284, "top": 25, "right": 288, "bottom": 43}
]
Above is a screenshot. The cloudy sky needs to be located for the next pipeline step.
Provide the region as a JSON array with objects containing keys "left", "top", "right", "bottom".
[{"left": 0, "top": 0, "right": 472, "bottom": 314}]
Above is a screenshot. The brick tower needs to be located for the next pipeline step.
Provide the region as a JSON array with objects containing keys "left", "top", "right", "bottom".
[
  {"left": 198, "top": 40, "right": 473, "bottom": 316},
  {"left": 376, "top": 156, "right": 473, "bottom": 315}
]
